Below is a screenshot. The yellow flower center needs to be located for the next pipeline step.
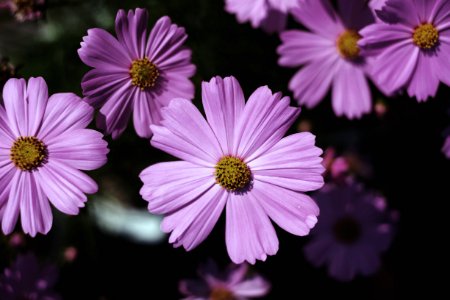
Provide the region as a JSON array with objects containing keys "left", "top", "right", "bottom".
[
  {"left": 10, "top": 136, "right": 48, "bottom": 171},
  {"left": 129, "top": 58, "right": 160, "bottom": 90},
  {"left": 336, "top": 30, "right": 361, "bottom": 60},
  {"left": 215, "top": 156, "right": 251, "bottom": 192},
  {"left": 210, "top": 287, "right": 236, "bottom": 300},
  {"left": 413, "top": 23, "right": 439, "bottom": 49}
]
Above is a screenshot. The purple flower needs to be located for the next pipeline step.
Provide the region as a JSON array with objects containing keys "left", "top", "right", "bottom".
[
  {"left": 78, "top": 8, "right": 195, "bottom": 139},
  {"left": 0, "top": 0, "right": 46, "bottom": 22},
  {"left": 369, "top": 0, "right": 388, "bottom": 12},
  {"left": 140, "top": 76, "right": 324, "bottom": 264},
  {"left": 359, "top": 0, "right": 450, "bottom": 101},
  {"left": 0, "top": 253, "right": 60, "bottom": 300},
  {"left": 180, "top": 262, "right": 270, "bottom": 300},
  {"left": 225, "top": 0, "right": 300, "bottom": 33},
  {"left": 304, "top": 183, "right": 396, "bottom": 281},
  {"left": 0, "top": 77, "right": 108, "bottom": 236},
  {"left": 277, "top": 0, "right": 376, "bottom": 119}
]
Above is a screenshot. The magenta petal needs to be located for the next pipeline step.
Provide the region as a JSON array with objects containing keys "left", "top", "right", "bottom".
[
  {"left": 202, "top": 76, "right": 245, "bottom": 154},
  {"left": 26, "top": 77, "right": 48, "bottom": 136},
  {"left": 0, "top": 164, "right": 15, "bottom": 219},
  {"left": 434, "top": 39, "right": 450, "bottom": 86},
  {"left": 252, "top": 180, "right": 319, "bottom": 236},
  {"left": 406, "top": 52, "right": 440, "bottom": 101},
  {"left": 38, "top": 93, "right": 94, "bottom": 141},
  {"left": 2, "top": 78, "right": 27, "bottom": 137},
  {"left": 232, "top": 276, "right": 271, "bottom": 297},
  {"left": 19, "top": 172, "right": 52, "bottom": 237},
  {"left": 332, "top": 62, "right": 372, "bottom": 118},
  {"left": 337, "top": 0, "right": 374, "bottom": 30},
  {"left": 132, "top": 90, "right": 163, "bottom": 138},
  {"left": 48, "top": 129, "right": 108, "bottom": 171},
  {"left": 161, "top": 185, "right": 227, "bottom": 251},
  {"left": 140, "top": 161, "right": 215, "bottom": 214},
  {"left": 1, "top": 170, "right": 21, "bottom": 234},
  {"left": 278, "top": 30, "right": 334, "bottom": 67},
  {"left": 292, "top": 0, "right": 344, "bottom": 39},
  {"left": 35, "top": 160, "right": 97, "bottom": 215},
  {"left": 78, "top": 28, "right": 131, "bottom": 70},
  {"left": 225, "top": 0, "right": 268, "bottom": 28},
  {"left": 151, "top": 99, "right": 222, "bottom": 165},
  {"left": 0, "top": 106, "right": 15, "bottom": 145},
  {"left": 115, "top": 8, "right": 148, "bottom": 59},
  {"left": 234, "top": 87, "right": 299, "bottom": 160},
  {"left": 289, "top": 54, "right": 340, "bottom": 109},
  {"left": 226, "top": 192, "right": 279, "bottom": 264},
  {"left": 267, "top": 0, "right": 298, "bottom": 13}
]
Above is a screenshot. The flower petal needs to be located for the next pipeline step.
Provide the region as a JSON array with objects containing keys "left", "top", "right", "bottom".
[
  {"left": 26, "top": 77, "right": 48, "bottom": 136},
  {"left": 2, "top": 170, "right": 21, "bottom": 234},
  {"left": 252, "top": 180, "right": 319, "bottom": 236},
  {"left": 358, "top": 23, "right": 412, "bottom": 57},
  {"left": 406, "top": 51, "right": 440, "bottom": 101},
  {"left": 0, "top": 165, "right": 16, "bottom": 221},
  {"left": 292, "top": 0, "right": 344, "bottom": 39},
  {"left": 140, "top": 161, "right": 215, "bottom": 215},
  {"left": 161, "top": 184, "right": 227, "bottom": 251},
  {"left": 35, "top": 160, "right": 97, "bottom": 215},
  {"left": 151, "top": 98, "right": 222, "bottom": 166},
  {"left": 288, "top": 54, "right": 340, "bottom": 109},
  {"left": 202, "top": 76, "right": 245, "bottom": 154},
  {"left": 225, "top": 0, "right": 268, "bottom": 28},
  {"left": 132, "top": 89, "right": 164, "bottom": 138},
  {"left": 232, "top": 276, "right": 271, "bottom": 297},
  {"left": 332, "top": 62, "right": 372, "bottom": 118},
  {"left": 20, "top": 172, "right": 52, "bottom": 237},
  {"left": 48, "top": 129, "right": 108, "bottom": 171},
  {"left": 38, "top": 93, "right": 94, "bottom": 141},
  {"left": 233, "top": 87, "right": 299, "bottom": 161},
  {"left": 260, "top": 8, "right": 287, "bottom": 34},
  {"left": 337, "top": 0, "right": 374, "bottom": 30},
  {"left": 2, "top": 78, "right": 27, "bottom": 137},
  {"left": 115, "top": 8, "right": 148, "bottom": 59},
  {"left": 226, "top": 192, "right": 279, "bottom": 264},
  {"left": 78, "top": 28, "right": 131, "bottom": 70},
  {"left": 278, "top": 30, "right": 335, "bottom": 67}
]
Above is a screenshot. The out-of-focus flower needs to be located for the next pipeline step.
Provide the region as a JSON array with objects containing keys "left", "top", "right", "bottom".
[
  {"left": 7, "top": 233, "right": 24, "bottom": 247},
  {"left": 443, "top": 136, "right": 450, "bottom": 158},
  {"left": 374, "top": 98, "right": 388, "bottom": 117},
  {"left": 304, "top": 183, "right": 397, "bottom": 281},
  {"left": 322, "top": 148, "right": 372, "bottom": 182},
  {"left": 278, "top": 0, "right": 376, "bottom": 119},
  {"left": 0, "top": 253, "right": 60, "bottom": 300},
  {"left": 140, "top": 76, "right": 324, "bottom": 264},
  {"left": 0, "top": 58, "right": 16, "bottom": 87},
  {"left": 359, "top": 0, "right": 450, "bottom": 101},
  {"left": 0, "top": 0, "right": 46, "bottom": 22},
  {"left": 63, "top": 246, "right": 77, "bottom": 263},
  {"left": 225, "top": 0, "right": 300, "bottom": 33},
  {"left": 179, "top": 261, "right": 270, "bottom": 300},
  {"left": 0, "top": 77, "right": 108, "bottom": 236},
  {"left": 78, "top": 8, "right": 195, "bottom": 139}
]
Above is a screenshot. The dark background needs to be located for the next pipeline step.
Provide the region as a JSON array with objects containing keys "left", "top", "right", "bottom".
[{"left": 1, "top": 0, "right": 449, "bottom": 299}]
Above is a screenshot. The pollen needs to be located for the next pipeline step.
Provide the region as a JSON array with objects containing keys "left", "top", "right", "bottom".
[
  {"left": 129, "top": 58, "right": 160, "bottom": 90},
  {"left": 413, "top": 23, "right": 439, "bottom": 49},
  {"left": 210, "top": 287, "right": 236, "bottom": 300},
  {"left": 10, "top": 136, "right": 48, "bottom": 171},
  {"left": 336, "top": 30, "right": 361, "bottom": 60},
  {"left": 215, "top": 156, "right": 251, "bottom": 192}
]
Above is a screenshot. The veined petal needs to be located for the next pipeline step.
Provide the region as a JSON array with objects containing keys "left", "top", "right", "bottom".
[{"left": 115, "top": 8, "right": 148, "bottom": 59}]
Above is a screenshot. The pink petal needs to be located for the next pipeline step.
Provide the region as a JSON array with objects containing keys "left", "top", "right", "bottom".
[
  {"left": 2, "top": 78, "right": 27, "bottom": 137},
  {"left": 0, "top": 106, "right": 15, "bottom": 145},
  {"left": 288, "top": 54, "right": 340, "bottom": 109},
  {"left": 359, "top": 23, "right": 412, "bottom": 57},
  {"left": 432, "top": 0, "right": 450, "bottom": 27},
  {"left": 278, "top": 30, "right": 335, "bottom": 67},
  {"left": 225, "top": 0, "right": 268, "bottom": 28},
  {"left": 78, "top": 28, "right": 131, "bottom": 70},
  {"left": 202, "top": 76, "right": 245, "bottom": 154},
  {"left": 232, "top": 276, "right": 271, "bottom": 297},
  {"left": 132, "top": 89, "right": 164, "bottom": 138},
  {"left": 35, "top": 160, "right": 97, "bottom": 215},
  {"left": 140, "top": 161, "right": 215, "bottom": 215},
  {"left": 260, "top": 8, "right": 287, "bottom": 34},
  {"left": 267, "top": 0, "right": 298, "bottom": 13},
  {"left": 226, "top": 192, "right": 279, "bottom": 264},
  {"left": 233, "top": 87, "right": 299, "bottom": 161},
  {"left": 151, "top": 99, "right": 222, "bottom": 166},
  {"left": 332, "top": 62, "right": 372, "bottom": 118},
  {"left": 115, "top": 8, "right": 148, "bottom": 59},
  {"left": 292, "top": 0, "right": 344, "bottom": 39},
  {"left": 251, "top": 180, "right": 319, "bottom": 236},
  {"left": 337, "top": 0, "right": 374, "bottom": 30},
  {"left": 19, "top": 172, "right": 52, "bottom": 237},
  {"left": 26, "top": 77, "right": 48, "bottom": 136},
  {"left": 2, "top": 170, "right": 21, "bottom": 234},
  {"left": 161, "top": 184, "right": 227, "bottom": 251},
  {"left": 406, "top": 51, "right": 440, "bottom": 101},
  {"left": 0, "top": 165, "right": 16, "bottom": 220},
  {"left": 38, "top": 93, "right": 94, "bottom": 141},
  {"left": 47, "top": 128, "right": 108, "bottom": 171}
]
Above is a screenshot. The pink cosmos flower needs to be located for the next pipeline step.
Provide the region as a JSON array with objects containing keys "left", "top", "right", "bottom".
[
  {"left": 277, "top": 0, "right": 376, "bottom": 119},
  {"left": 0, "top": 0, "right": 45, "bottom": 22},
  {"left": 78, "top": 8, "right": 195, "bottom": 139},
  {"left": 225, "top": 0, "right": 300, "bottom": 33},
  {"left": 140, "top": 76, "right": 324, "bottom": 264},
  {"left": 0, "top": 77, "right": 108, "bottom": 236},
  {"left": 0, "top": 253, "right": 60, "bottom": 300},
  {"left": 359, "top": 0, "right": 450, "bottom": 101},
  {"left": 179, "top": 262, "right": 270, "bottom": 300},
  {"left": 369, "top": 0, "right": 388, "bottom": 12},
  {"left": 304, "top": 183, "right": 396, "bottom": 281}
]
